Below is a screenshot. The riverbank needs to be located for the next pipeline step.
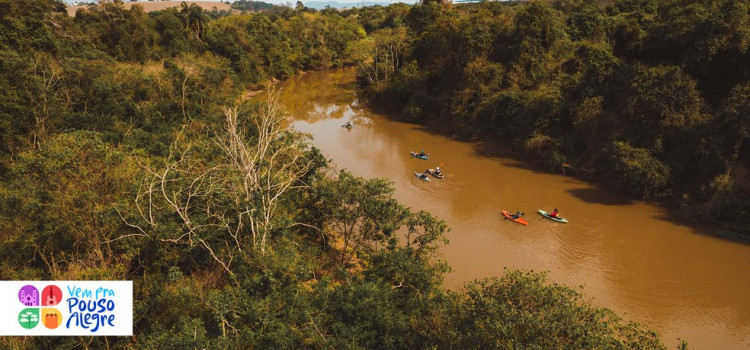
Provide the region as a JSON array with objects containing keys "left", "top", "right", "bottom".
[
  {"left": 278, "top": 68, "right": 750, "bottom": 350},
  {"left": 358, "top": 0, "right": 750, "bottom": 240},
  {"left": 360, "top": 88, "right": 750, "bottom": 242}
]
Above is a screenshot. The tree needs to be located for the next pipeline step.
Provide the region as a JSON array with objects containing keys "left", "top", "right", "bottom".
[
  {"left": 437, "top": 271, "right": 666, "bottom": 349},
  {"left": 512, "top": 1, "right": 568, "bottom": 84},
  {"left": 352, "top": 27, "right": 408, "bottom": 86},
  {"left": 125, "top": 93, "right": 317, "bottom": 277},
  {"left": 153, "top": 9, "right": 192, "bottom": 56},
  {"left": 607, "top": 141, "right": 670, "bottom": 199},
  {"left": 0, "top": 131, "right": 140, "bottom": 280},
  {"left": 719, "top": 82, "right": 750, "bottom": 169},
  {"left": 180, "top": 1, "right": 207, "bottom": 41},
  {"left": 307, "top": 169, "right": 447, "bottom": 268},
  {"left": 73, "top": 1, "right": 157, "bottom": 62}
]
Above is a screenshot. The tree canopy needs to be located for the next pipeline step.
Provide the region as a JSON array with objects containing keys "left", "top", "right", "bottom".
[
  {"left": 0, "top": 1, "right": 694, "bottom": 348},
  {"left": 359, "top": 0, "right": 750, "bottom": 236}
]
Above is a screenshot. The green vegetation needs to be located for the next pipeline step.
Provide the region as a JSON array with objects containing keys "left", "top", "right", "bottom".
[
  {"left": 231, "top": 0, "right": 274, "bottom": 12},
  {"left": 358, "top": 0, "right": 750, "bottom": 236},
  {"left": 0, "top": 0, "right": 678, "bottom": 348}
]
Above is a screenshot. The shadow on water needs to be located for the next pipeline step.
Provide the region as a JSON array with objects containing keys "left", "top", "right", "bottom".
[
  {"left": 305, "top": 68, "right": 749, "bottom": 244},
  {"left": 361, "top": 96, "right": 563, "bottom": 177},
  {"left": 363, "top": 93, "right": 750, "bottom": 244},
  {"left": 567, "top": 187, "right": 634, "bottom": 206},
  {"left": 648, "top": 205, "right": 750, "bottom": 245}
]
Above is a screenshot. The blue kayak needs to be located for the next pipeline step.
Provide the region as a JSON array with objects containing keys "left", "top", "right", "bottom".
[
  {"left": 410, "top": 151, "right": 429, "bottom": 160},
  {"left": 415, "top": 172, "right": 431, "bottom": 181}
]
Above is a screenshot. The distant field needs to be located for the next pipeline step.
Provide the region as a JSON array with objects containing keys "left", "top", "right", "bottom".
[{"left": 67, "top": 1, "right": 233, "bottom": 16}]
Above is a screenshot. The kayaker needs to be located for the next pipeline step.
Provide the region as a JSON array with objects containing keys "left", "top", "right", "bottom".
[
  {"left": 435, "top": 166, "right": 441, "bottom": 175},
  {"left": 511, "top": 211, "right": 523, "bottom": 219},
  {"left": 420, "top": 150, "right": 426, "bottom": 157},
  {"left": 549, "top": 209, "right": 559, "bottom": 218},
  {"left": 345, "top": 120, "right": 352, "bottom": 127},
  {"left": 419, "top": 173, "right": 429, "bottom": 180}
]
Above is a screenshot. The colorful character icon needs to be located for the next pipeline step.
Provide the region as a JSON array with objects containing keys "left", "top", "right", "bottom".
[{"left": 19, "top": 285, "right": 39, "bottom": 306}]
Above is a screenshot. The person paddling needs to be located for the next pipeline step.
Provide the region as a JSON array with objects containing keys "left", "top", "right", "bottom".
[
  {"left": 548, "top": 208, "right": 559, "bottom": 218},
  {"left": 510, "top": 211, "right": 523, "bottom": 219}
]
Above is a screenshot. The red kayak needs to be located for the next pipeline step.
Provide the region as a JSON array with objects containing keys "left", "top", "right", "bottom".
[{"left": 502, "top": 210, "right": 528, "bottom": 226}]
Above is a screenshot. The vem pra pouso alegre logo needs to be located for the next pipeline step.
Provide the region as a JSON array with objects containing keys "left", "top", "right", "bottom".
[
  {"left": 18, "top": 284, "right": 63, "bottom": 329},
  {"left": 18, "top": 284, "right": 118, "bottom": 332}
]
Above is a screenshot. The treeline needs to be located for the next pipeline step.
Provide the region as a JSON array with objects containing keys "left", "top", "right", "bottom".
[
  {"left": 359, "top": 0, "right": 750, "bottom": 236},
  {"left": 0, "top": 0, "right": 364, "bottom": 158},
  {"left": 231, "top": 0, "right": 274, "bottom": 12},
  {"left": 1, "top": 0, "right": 675, "bottom": 348}
]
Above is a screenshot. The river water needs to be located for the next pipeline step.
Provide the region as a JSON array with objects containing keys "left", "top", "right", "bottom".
[{"left": 274, "top": 68, "right": 750, "bottom": 349}]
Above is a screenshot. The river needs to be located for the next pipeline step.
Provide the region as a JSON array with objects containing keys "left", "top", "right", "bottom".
[{"left": 273, "top": 68, "right": 750, "bottom": 349}]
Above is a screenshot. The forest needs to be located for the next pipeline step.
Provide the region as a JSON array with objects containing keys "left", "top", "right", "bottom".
[
  {"left": 231, "top": 0, "right": 274, "bottom": 12},
  {"left": 0, "top": 0, "right": 698, "bottom": 348},
  {"left": 357, "top": 0, "right": 750, "bottom": 238}
]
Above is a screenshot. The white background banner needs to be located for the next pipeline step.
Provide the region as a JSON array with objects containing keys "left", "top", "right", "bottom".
[{"left": 0, "top": 281, "right": 132, "bottom": 336}]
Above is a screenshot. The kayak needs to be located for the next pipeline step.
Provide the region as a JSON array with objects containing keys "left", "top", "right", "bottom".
[
  {"left": 410, "top": 151, "right": 429, "bottom": 160},
  {"left": 414, "top": 172, "right": 431, "bottom": 182},
  {"left": 502, "top": 210, "right": 528, "bottom": 226},
  {"left": 426, "top": 168, "right": 444, "bottom": 179},
  {"left": 538, "top": 210, "right": 568, "bottom": 223},
  {"left": 343, "top": 122, "right": 353, "bottom": 129}
]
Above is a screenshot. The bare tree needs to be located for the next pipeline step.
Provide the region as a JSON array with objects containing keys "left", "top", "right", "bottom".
[
  {"left": 123, "top": 90, "right": 314, "bottom": 275},
  {"left": 31, "top": 54, "right": 63, "bottom": 149},
  {"left": 214, "top": 91, "right": 313, "bottom": 253},
  {"left": 352, "top": 27, "right": 408, "bottom": 86}
]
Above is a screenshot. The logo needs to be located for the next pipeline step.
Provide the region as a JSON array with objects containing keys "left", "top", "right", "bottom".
[
  {"left": 18, "top": 284, "right": 62, "bottom": 329},
  {"left": 2, "top": 281, "right": 133, "bottom": 336}
]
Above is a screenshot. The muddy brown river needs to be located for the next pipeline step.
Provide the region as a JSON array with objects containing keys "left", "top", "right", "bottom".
[{"left": 274, "top": 68, "right": 750, "bottom": 349}]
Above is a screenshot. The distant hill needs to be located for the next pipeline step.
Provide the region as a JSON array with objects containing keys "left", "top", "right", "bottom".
[
  {"left": 303, "top": 1, "right": 395, "bottom": 9},
  {"left": 67, "top": 1, "right": 232, "bottom": 17}
]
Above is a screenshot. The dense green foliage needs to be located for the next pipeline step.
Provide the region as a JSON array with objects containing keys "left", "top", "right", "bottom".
[
  {"left": 0, "top": 1, "right": 676, "bottom": 348},
  {"left": 341, "top": 3, "right": 411, "bottom": 34},
  {"left": 360, "top": 0, "right": 750, "bottom": 236},
  {"left": 0, "top": 0, "right": 364, "bottom": 160},
  {"left": 231, "top": 0, "right": 274, "bottom": 12}
]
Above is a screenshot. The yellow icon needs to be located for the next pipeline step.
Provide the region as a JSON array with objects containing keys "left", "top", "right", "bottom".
[{"left": 41, "top": 308, "right": 62, "bottom": 329}]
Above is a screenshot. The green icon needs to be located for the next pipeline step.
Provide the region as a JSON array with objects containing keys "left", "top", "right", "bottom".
[{"left": 18, "top": 308, "right": 40, "bottom": 329}]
